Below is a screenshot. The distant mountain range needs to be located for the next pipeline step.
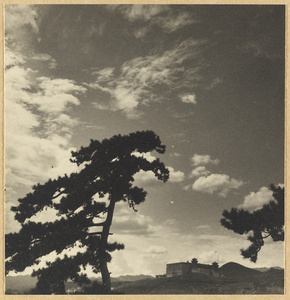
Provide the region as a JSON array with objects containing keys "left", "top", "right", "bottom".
[
  {"left": 5, "top": 274, "right": 154, "bottom": 294},
  {"left": 111, "top": 274, "right": 154, "bottom": 282},
  {"left": 254, "top": 266, "right": 284, "bottom": 272},
  {"left": 5, "top": 263, "right": 284, "bottom": 294}
]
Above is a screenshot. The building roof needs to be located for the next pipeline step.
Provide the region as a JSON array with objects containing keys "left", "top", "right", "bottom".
[
  {"left": 194, "top": 263, "right": 213, "bottom": 269},
  {"left": 167, "top": 262, "right": 190, "bottom": 266}
]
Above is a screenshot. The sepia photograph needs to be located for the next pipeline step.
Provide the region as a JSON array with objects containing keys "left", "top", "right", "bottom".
[{"left": 3, "top": 3, "right": 286, "bottom": 295}]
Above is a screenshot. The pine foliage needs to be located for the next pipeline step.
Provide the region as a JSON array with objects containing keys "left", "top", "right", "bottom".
[
  {"left": 6, "top": 130, "right": 169, "bottom": 293},
  {"left": 220, "top": 184, "right": 284, "bottom": 262}
]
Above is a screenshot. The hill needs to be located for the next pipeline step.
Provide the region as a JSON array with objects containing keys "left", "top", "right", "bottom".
[{"left": 220, "top": 262, "right": 261, "bottom": 278}]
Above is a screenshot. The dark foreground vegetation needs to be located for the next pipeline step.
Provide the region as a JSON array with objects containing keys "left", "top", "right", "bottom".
[
  {"left": 111, "top": 266, "right": 283, "bottom": 295},
  {"left": 6, "top": 263, "right": 283, "bottom": 295}
]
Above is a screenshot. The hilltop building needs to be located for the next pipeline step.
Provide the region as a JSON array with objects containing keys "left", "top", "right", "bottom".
[{"left": 166, "top": 258, "right": 220, "bottom": 278}]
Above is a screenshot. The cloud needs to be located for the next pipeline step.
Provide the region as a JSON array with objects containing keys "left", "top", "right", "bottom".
[
  {"left": 146, "top": 246, "right": 168, "bottom": 255},
  {"left": 5, "top": 28, "right": 85, "bottom": 233},
  {"left": 198, "top": 250, "right": 220, "bottom": 264},
  {"left": 5, "top": 5, "right": 40, "bottom": 56},
  {"left": 157, "top": 10, "right": 197, "bottom": 33},
  {"left": 190, "top": 166, "right": 211, "bottom": 178},
  {"left": 109, "top": 215, "right": 284, "bottom": 277},
  {"left": 170, "top": 152, "right": 180, "bottom": 157},
  {"left": 7, "top": 241, "right": 88, "bottom": 276},
  {"left": 5, "top": 5, "right": 39, "bottom": 35},
  {"left": 111, "top": 206, "right": 155, "bottom": 236},
  {"left": 113, "top": 86, "right": 142, "bottom": 119},
  {"left": 180, "top": 93, "right": 197, "bottom": 104},
  {"left": 192, "top": 174, "right": 243, "bottom": 197},
  {"left": 167, "top": 167, "right": 185, "bottom": 183},
  {"left": 91, "top": 67, "right": 115, "bottom": 82},
  {"left": 196, "top": 225, "right": 211, "bottom": 230},
  {"left": 131, "top": 152, "right": 184, "bottom": 184},
  {"left": 86, "top": 38, "right": 206, "bottom": 118},
  {"left": 24, "top": 77, "right": 86, "bottom": 114},
  {"left": 31, "top": 53, "right": 57, "bottom": 69},
  {"left": 120, "top": 5, "right": 165, "bottom": 22},
  {"left": 133, "top": 170, "right": 157, "bottom": 185},
  {"left": 207, "top": 77, "right": 222, "bottom": 90},
  {"left": 133, "top": 166, "right": 185, "bottom": 185},
  {"left": 191, "top": 154, "right": 219, "bottom": 167},
  {"left": 238, "top": 186, "right": 274, "bottom": 211},
  {"left": 119, "top": 5, "right": 197, "bottom": 36}
]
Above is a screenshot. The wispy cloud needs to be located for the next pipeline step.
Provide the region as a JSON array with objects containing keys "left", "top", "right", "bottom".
[
  {"left": 5, "top": 5, "right": 39, "bottom": 36},
  {"left": 86, "top": 38, "right": 206, "bottom": 118},
  {"left": 118, "top": 5, "right": 198, "bottom": 37},
  {"left": 120, "top": 5, "right": 165, "bottom": 22},
  {"left": 157, "top": 10, "right": 197, "bottom": 33}
]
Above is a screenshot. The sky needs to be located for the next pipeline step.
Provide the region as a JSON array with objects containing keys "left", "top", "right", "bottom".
[{"left": 4, "top": 4, "right": 285, "bottom": 277}]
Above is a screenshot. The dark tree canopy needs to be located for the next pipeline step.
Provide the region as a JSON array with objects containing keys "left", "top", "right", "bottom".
[
  {"left": 5, "top": 130, "right": 169, "bottom": 294},
  {"left": 220, "top": 184, "right": 284, "bottom": 263}
]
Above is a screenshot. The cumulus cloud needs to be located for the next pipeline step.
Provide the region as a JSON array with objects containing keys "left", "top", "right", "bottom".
[
  {"left": 131, "top": 152, "right": 184, "bottom": 184},
  {"left": 192, "top": 174, "right": 243, "bottom": 197},
  {"left": 190, "top": 166, "right": 211, "bottom": 178},
  {"left": 238, "top": 186, "right": 274, "bottom": 211},
  {"left": 111, "top": 207, "right": 155, "bottom": 235},
  {"left": 180, "top": 93, "right": 197, "bottom": 104},
  {"left": 133, "top": 170, "right": 157, "bottom": 184},
  {"left": 131, "top": 151, "right": 158, "bottom": 163},
  {"left": 133, "top": 167, "right": 184, "bottom": 185},
  {"left": 191, "top": 154, "right": 219, "bottom": 167},
  {"left": 167, "top": 167, "right": 185, "bottom": 183},
  {"left": 5, "top": 17, "right": 86, "bottom": 233}
]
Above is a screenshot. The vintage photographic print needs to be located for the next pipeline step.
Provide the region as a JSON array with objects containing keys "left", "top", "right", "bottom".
[{"left": 3, "top": 3, "right": 285, "bottom": 295}]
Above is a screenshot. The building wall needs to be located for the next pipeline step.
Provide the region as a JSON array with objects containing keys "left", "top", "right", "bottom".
[
  {"left": 166, "top": 263, "right": 191, "bottom": 277},
  {"left": 192, "top": 267, "right": 212, "bottom": 276},
  {"left": 167, "top": 262, "right": 221, "bottom": 278}
]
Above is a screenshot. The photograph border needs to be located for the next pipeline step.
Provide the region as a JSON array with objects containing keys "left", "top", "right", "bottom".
[{"left": 0, "top": 0, "right": 288, "bottom": 299}]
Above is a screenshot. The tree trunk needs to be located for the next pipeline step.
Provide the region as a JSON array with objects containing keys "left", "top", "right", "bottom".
[{"left": 100, "top": 199, "right": 116, "bottom": 293}]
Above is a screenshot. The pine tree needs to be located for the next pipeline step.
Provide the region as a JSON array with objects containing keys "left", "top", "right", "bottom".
[
  {"left": 6, "top": 130, "right": 169, "bottom": 294},
  {"left": 220, "top": 184, "right": 284, "bottom": 262}
]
